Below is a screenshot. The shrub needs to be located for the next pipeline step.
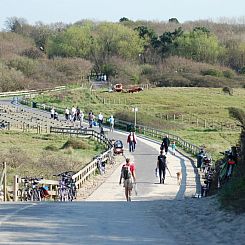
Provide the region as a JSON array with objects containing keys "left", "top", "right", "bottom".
[
  {"left": 2, "top": 147, "right": 31, "bottom": 168},
  {"left": 222, "top": 86, "right": 233, "bottom": 95},
  {"left": 223, "top": 70, "right": 235, "bottom": 79},
  {"left": 44, "top": 145, "right": 59, "bottom": 151},
  {"left": 201, "top": 69, "right": 223, "bottom": 77},
  {"left": 21, "top": 47, "right": 45, "bottom": 59},
  {"left": 62, "top": 138, "right": 90, "bottom": 150},
  {"left": 7, "top": 56, "right": 37, "bottom": 77}
]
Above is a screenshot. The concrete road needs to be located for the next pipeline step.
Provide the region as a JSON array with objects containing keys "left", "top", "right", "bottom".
[{"left": 0, "top": 99, "right": 200, "bottom": 245}]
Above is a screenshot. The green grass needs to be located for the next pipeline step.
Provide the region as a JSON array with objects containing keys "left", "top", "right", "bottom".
[{"left": 0, "top": 131, "right": 105, "bottom": 182}]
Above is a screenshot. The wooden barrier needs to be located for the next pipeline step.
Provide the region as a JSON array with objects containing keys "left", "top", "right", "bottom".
[{"left": 0, "top": 162, "right": 7, "bottom": 202}]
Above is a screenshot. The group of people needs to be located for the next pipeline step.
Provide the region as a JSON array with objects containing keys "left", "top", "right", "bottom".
[
  {"left": 64, "top": 106, "right": 85, "bottom": 126},
  {"left": 50, "top": 106, "right": 115, "bottom": 132},
  {"left": 119, "top": 134, "right": 177, "bottom": 201}
]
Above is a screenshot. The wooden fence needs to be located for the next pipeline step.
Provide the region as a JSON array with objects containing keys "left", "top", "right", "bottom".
[
  {"left": 12, "top": 126, "right": 113, "bottom": 202},
  {"left": 0, "top": 86, "right": 66, "bottom": 98},
  {"left": 155, "top": 113, "right": 241, "bottom": 131},
  {"left": 0, "top": 162, "right": 7, "bottom": 202},
  {"left": 115, "top": 119, "right": 201, "bottom": 155}
]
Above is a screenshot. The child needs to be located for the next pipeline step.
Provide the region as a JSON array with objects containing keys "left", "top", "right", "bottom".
[{"left": 171, "top": 141, "right": 176, "bottom": 155}]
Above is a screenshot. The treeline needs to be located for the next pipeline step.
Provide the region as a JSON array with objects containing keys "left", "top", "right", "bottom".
[{"left": 1, "top": 17, "right": 245, "bottom": 91}]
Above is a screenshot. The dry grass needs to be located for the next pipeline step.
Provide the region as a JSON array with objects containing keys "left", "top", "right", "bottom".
[{"left": 0, "top": 131, "right": 105, "bottom": 181}]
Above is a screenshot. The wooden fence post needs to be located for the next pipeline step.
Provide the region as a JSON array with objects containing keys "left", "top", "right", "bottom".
[
  {"left": 13, "top": 175, "right": 19, "bottom": 202},
  {"left": 3, "top": 162, "right": 7, "bottom": 202}
]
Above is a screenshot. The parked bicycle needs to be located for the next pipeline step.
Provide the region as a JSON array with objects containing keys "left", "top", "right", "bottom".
[
  {"left": 200, "top": 156, "right": 215, "bottom": 197},
  {"left": 54, "top": 171, "right": 77, "bottom": 202},
  {"left": 96, "top": 156, "right": 106, "bottom": 175},
  {"left": 218, "top": 146, "right": 239, "bottom": 188},
  {"left": 18, "top": 177, "right": 48, "bottom": 201}
]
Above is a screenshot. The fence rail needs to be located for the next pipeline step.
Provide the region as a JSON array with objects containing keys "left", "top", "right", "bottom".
[
  {"left": 0, "top": 86, "right": 66, "bottom": 98},
  {"left": 115, "top": 119, "right": 201, "bottom": 155},
  {"left": 0, "top": 162, "right": 7, "bottom": 202},
  {"left": 13, "top": 126, "right": 113, "bottom": 201}
]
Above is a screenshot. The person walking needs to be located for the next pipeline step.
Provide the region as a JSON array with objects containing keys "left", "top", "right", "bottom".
[
  {"left": 88, "top": 111, "right": 94, "bottom": 128},
  {"left": 161, "top": 135, "right": 170, "bottom": 154},
  {"left": 127, "top": 132, "right": 137, "bottom": 152},
  {"left": 171, "top": 141, "right": 176, "bottom": 155},
  {"left": 71, "top": 106, "right": 76, "bottom": 122},
  {"left": 65, "top": 107, "right": 69, "bottom": 121},
  {"left": 108, "top": 115, "right": 114, "bottom": 132},
  {"left": 50, "top": 107, "right": 55, "bottom": 119},
  {"left": 157, "top": 150, "right": 167, "bottom": 184},
  {"left": 98, "top": 112, "right": 103, "bottom": 128},
  {"left": 80, "top": 111, "right": 84, "bottom": 127},
  {"left": 119, "top": 158, "right": 136, "bottom": 202}
]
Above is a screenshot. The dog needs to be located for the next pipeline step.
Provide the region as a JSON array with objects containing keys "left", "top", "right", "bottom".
[{"left": 176, "top": 171, "right": 182, "bottom": 185}]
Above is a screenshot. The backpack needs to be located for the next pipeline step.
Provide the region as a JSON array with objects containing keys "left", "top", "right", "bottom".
[
  {"left": 158, "top": 155, "right": 166, "bottom": 168},
  {"left": 121, "top": 165, "right": 131, "bottom": 179}
]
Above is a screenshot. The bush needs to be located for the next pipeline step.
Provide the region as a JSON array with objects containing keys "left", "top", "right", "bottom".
[
  {"left": 201, "top": 69, "right": 223, "bottom": 77},
  {"left": 223, "top": 70, "right": 235, "bottom": 79},
  {"left": 222, "top": 86, "right": 233, "bottom": 95},
  {"left": 7, "top": 56, "right": 37, "bottom": 77},
  {"left": 44, "top": 145, "right": 59, "bottom": 151},
  {"left": 2, "top": 147, "right": 31, "bottom": 168},
  {"left": 62, "top": 138, "right": 90, "bottom": 150}
]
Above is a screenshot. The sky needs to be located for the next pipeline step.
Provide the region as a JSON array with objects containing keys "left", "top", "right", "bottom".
[{"left": 0, "top": 0, "right": 245, "bottom": 30}]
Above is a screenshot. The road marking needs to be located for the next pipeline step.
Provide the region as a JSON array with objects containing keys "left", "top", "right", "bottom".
[{"left": 0, "top": 203, "right": 37, "bottom": 226}]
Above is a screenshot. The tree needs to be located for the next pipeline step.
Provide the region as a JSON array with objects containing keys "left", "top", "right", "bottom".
[
  {"left": 174, "top": 29, "right": 223, "bottom": 63},
  {"left": 90, "top": 23, "right": 144, "bottom": 72},
  {"left": 47, "top": 24, "right": 93, "bottom": 58},
  {"left": 4, "top": 17, "right": 28, "bottom": 34},
  {"left": 119, "top": 17, "right": 130, "bottom": 22},
  {"left": 158, "top": 27, "right": 183, "bottom": 58},
  {"left": 169, "top": 18, "right": 179, "bottom": 24}
]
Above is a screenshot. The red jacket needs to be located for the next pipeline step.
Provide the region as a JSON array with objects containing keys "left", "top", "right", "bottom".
[{"left": 127, "top": 133, "right": 137, "bottom": 144}]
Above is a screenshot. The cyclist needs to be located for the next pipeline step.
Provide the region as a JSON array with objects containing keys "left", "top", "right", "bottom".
[{"left": 119, "top": 158, "right": 136, "bottom": 201}]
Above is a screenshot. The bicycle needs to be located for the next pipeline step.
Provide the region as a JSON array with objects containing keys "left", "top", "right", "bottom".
[
  {"left": 96, "top": 156, "right": 105, "bottom": 175},
  {"left": 19, "top": 177, "right": 44, "bottom": 201},
  {"left": 55, "top": 171, "right": 77, "bottom": 202}
]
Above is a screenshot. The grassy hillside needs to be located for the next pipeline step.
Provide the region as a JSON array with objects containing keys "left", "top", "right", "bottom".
[{"left": 0, "top": 131, "right": 105, "bottom": 181}]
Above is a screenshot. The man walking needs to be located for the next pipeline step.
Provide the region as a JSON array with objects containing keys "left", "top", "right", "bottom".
[
  {"left": 161, "top": 135, "right": 170, "bottom": 154},
  {"left": 98, "top": 112, "right": 103, "bottom": 128},
  {"left": 157, "top": 150, "right": 167, "bottom": 184},
  {"left": 127, "top": 132, "right": 137, "bottom": 152},
  {"left": 119, "top": 158, "right": 136, "bottom": 201}
]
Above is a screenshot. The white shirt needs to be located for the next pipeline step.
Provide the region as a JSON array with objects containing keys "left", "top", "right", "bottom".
[{"left": 98, "top": 113, "right": 103, "bottom": 120}]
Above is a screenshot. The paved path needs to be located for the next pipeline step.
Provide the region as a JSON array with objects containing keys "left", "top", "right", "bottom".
[{"left": 0, "top": 99, "right": 203, "bottom": 245}]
